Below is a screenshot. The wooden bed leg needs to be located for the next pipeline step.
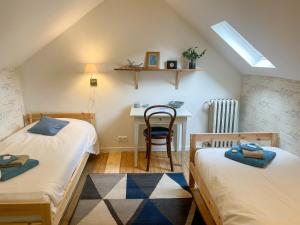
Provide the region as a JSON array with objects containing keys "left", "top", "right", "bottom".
[
  {"left": 41, "top": 203, "right": 52, "bottom": 225},
  {"left": 189, "top": 134, "right": 196, "bottom": 189},
  {"left": 189, "top": 171, "right": 195, "bottom": 189}
]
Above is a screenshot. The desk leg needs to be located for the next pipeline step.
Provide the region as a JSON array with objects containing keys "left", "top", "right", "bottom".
[
  {"left": 134, "top": 122, "right": 139, "bottom": 167},
  {"left": 173, "top": 124, "right": 180, "bottom": 152},
  {"left": 181, "top": 119, "right": 187, "bottom": 165},
  {"left": 182, "top": 119, "right": 187, "bottom": 152}
]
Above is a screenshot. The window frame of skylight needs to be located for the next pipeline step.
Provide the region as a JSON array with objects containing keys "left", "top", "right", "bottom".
[{"left": 211, "top": 21, "right": 275, "bottom": 68}]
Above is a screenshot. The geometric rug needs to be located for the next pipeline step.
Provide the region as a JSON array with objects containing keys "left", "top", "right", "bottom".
[{"left": 70, "top": 173, "right": 205, "bottom": 225}]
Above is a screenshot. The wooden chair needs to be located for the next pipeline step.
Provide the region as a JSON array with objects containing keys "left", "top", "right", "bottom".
[{"left": 143, "top": 105, "right": 177, "bottom": 171}]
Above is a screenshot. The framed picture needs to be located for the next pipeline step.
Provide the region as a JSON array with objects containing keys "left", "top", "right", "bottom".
[{"left": 145, "top": 51, "right": 160, "bottom": 69}]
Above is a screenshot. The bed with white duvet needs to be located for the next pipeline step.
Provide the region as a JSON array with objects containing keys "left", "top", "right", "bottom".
[
  {"left": 195, "top": 147, "right": 300, "bottom": 225},
  {"left": 0, "top": 118, "right": 99, "bottom": 214}
]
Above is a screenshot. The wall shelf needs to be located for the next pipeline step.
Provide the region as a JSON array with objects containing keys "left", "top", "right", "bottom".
[{"left": 114, "top": 68, "right": 203, "bottom": 89}]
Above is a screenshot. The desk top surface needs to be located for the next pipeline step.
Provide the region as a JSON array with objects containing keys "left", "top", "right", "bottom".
[{"left": 130, "top": 106, "right": 192, "bottom": 117}]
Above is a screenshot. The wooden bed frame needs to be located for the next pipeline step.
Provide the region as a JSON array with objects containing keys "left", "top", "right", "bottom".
[
  {"left": 189, "top": 132, "right": 279, "bottom": 225},
  {"left": 0, "top": 113, "right": 96, "bottom": 225}
]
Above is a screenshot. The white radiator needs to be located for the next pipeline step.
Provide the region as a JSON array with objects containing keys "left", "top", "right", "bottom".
[{"left": 208, "top": 99, "right": 239, "bottom": 147}]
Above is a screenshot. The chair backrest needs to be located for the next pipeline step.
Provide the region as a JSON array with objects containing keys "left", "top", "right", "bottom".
[{"left": 144, "top": 105, "right": 177, "bottom": 138}]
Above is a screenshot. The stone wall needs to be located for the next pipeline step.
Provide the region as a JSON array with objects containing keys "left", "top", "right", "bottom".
[
  {"left": 0, "top": 69, "right": 24, "bottom": 140},
  {"left": 240, "top": 75, "right": 300, "bottom": 155}
]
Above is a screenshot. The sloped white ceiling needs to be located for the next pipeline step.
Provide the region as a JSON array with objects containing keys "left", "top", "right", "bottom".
[
  {"left": 1, "top": 0, "right": 299, "bottom": 80},
  {"left": 0, "top": 0, "right": 103, "bottom": 69},
  {"left": 166, "top": 0, "right": 300, "bottom": 80}
]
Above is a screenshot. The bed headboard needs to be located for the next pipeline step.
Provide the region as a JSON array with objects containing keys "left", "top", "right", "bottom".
[{"left": 25, "top": 113, "right": 96, "bottom": 126}]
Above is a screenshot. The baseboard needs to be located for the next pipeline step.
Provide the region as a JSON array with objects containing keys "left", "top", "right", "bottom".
[
  {"left": 100, "top": 147, "right": 139, "bottom": 153},
  {"left": 100, "top": 145, "right": 190, "bottom": 153}
]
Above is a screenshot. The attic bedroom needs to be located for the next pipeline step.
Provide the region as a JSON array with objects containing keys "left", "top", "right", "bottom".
[{"left": 1, "top": 0, "right": 299, "bottom": 225}]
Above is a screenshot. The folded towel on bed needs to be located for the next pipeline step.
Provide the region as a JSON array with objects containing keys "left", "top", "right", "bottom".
[
  {"left": 240, "top": 143, "right": 263, "bottom": 151},
  {"left": 225, "top": 146, "right": 276, "bottom": 168},
  {"left": 0, "top": 155, "right": 29, "bottom": 168},
  {"left": 0, "top": 154, "right": 18, "bottom": 166},
  {"left": 242, "top": 149, "right": 264, "bottom": 159},
  {"left": 0, "top": 159, "right": 39, "bottom": 181}
]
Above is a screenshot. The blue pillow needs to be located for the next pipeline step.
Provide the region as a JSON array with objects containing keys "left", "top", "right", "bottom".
[{"left": 28, "top": 117, "right": 69, "bottom": 136}]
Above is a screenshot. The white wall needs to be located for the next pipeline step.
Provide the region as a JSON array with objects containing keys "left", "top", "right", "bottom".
[
  {"left": 240, "top": 75, "right": 300, "bottom": 156},
  {"left": 20, "top": 0, "right": 241, "bottom": 151},
  {"left": 0, "top": 0, "right": 104, "bottom": 69},
  {"left": 0, "top": 69, "right": 24, "bottom": 140}
]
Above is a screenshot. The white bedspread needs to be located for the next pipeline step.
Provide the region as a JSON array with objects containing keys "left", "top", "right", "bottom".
[
  {"left": 0, "top": 118, "right": 98, "bottom": 212},
  {"left": 195, "top": 147, "right": 300, "bottom": 225}
]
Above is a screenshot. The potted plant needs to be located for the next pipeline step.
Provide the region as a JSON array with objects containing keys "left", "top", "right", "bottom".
[{"left": 182, "top": 47, "right": 206, "bottom": 69}]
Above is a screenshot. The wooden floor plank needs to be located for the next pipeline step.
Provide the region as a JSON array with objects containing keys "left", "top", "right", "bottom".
[
  {"left": 126, "top": 151, "right": 134, "bottom": 173},
  {"left": 119, "top": 152, "right": 128, "bottom": 173},
  {"left": 137, "top": 151, "right": 147, "bottom": 173},
  {"left": 159, "top": 151, "right": 171, "bottom": 172},
  {"left": 96, "top": 153, "right": 109, "bottom": 173},
  {"left": 105, "top": 152, "right": 122, "bottom": 173}
]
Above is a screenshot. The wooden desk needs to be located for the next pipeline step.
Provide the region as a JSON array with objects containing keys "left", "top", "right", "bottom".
[{"left": 130, "top": 106, "right": 192, "bottom": 167}]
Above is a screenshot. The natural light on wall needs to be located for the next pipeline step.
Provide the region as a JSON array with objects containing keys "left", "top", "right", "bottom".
[{"left": 211, "top": 21, "right": 275, "bottom": 68}]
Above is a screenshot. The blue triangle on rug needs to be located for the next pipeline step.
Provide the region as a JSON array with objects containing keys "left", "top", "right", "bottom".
[
  {"left": 129, "top": 199, "right": 173, "bottom": 225},
  {"left": 166, "top": 173, "right": 190, "bottom": 192},
  {"left": 126, "top": 173, "right": 163, "bottom": 198},
  {"left": 126, "top": 174, "right": 148, "bottom": 199},
  {"left": 80, "top": 175, "right": 101, "bottom": 199}
]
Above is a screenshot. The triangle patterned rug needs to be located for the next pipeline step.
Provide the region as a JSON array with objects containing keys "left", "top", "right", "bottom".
[{"left": 70, "top": 173, "right": 205, "bottom": 225}]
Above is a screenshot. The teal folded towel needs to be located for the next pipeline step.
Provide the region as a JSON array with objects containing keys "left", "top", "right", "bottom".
[
  {"left": 0, "top": 159, "right": 39, "bottom": 181},
  {"left": 0, "top": 154, "right": 18, "bottom": 166},
  {"left": 225, "top": 146, "right": 276, "bottom": 168},
  {"left": 240, "top": 143, "right": 263, "bottom": 151}
]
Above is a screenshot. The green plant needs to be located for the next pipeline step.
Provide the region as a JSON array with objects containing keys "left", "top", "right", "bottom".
[{"left": 182, "top": 47, "right": 206, "bottom": 61}]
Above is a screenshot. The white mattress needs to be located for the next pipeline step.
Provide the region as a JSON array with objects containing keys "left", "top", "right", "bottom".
[
  {"left": 195, "top": 147, "right": 300, "bottom": 225},
  {"left": 0, "top": 118, "right": 99, "bottom": 213}
]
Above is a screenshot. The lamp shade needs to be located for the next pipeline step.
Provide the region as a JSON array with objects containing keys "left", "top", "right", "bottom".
[{"left": 85, "top": 64, "right": 98, "bottom": 74}]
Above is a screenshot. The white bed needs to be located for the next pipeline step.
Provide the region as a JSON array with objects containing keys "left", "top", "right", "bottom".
[
  {"left": 0, "top": 117, "right": 98, "bottom": 217},
  {"left": 195, "top": 146, "right": 300, "bottom": 225}
]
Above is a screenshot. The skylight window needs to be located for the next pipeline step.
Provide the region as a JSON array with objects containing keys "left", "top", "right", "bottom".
[{"left": 211, "top": 21, "right": 275, "bottom": 68}]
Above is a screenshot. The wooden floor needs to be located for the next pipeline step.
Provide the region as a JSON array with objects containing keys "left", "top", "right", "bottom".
[
  {"left": 60, "top": 151, "right": 190, "bottom": 225},
  {"left": 89, "top": 151, "right": 189, "bottom": 176}
]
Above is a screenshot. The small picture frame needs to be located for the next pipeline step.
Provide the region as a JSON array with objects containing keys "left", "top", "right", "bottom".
[{"left": 145, "top": 51, "right": 160, "bottom": 69}]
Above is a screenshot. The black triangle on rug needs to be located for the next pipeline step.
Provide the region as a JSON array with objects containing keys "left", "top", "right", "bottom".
[{"left": 80, "top": 175, "right": 101, "bottom": 199}]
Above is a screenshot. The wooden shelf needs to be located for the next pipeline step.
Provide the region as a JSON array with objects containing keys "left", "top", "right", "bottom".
[{"left": 114, "top": 68, "right": 203, "bottom": 89}]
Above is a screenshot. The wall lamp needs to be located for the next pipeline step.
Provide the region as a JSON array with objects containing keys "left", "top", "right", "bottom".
[{"left": 85, "top": 64, "right": 98, "bottom": 87}]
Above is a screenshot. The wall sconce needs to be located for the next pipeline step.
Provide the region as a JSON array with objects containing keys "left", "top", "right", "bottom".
[{"left": 85, "top": 64, "right": 98, "bottom": 87}]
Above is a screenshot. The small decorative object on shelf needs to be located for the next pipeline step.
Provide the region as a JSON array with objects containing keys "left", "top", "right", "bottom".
[
  {"left": 166, "top": 60, "right": 177, "bottom": 69},
  {"left": 182, "top": 47, "right": 206, "bottom": 69},
  {"left": 145, "top": 51, "right": 160, "bottom": 69},
  {"left": 120, "top": 59, "right": 143, "bottom": 69}
]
